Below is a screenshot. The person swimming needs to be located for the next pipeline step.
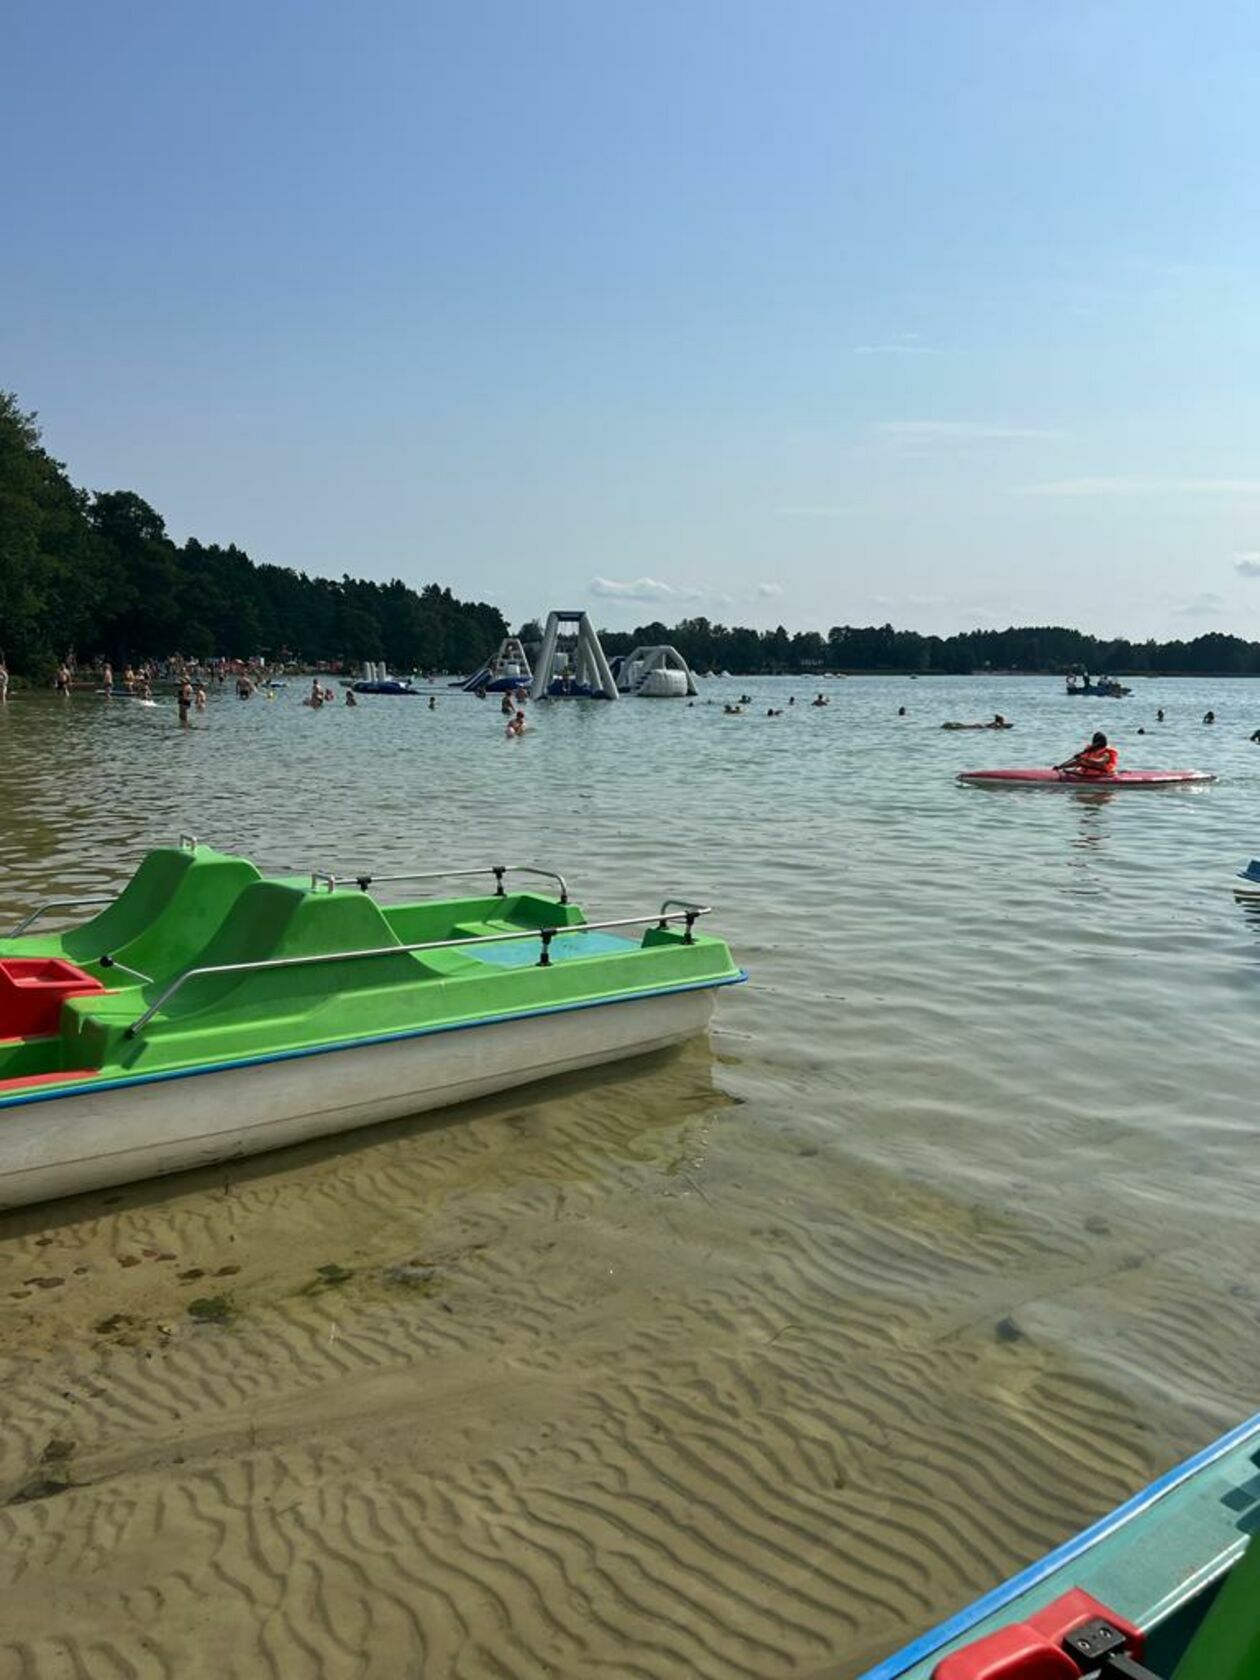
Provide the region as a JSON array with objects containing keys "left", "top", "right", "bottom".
[
  {"left": 1203, "top": 710, "right": 1216, "bottom": 724},
  {"left": 506, "top": 709, "right": 526, "bottom": 737},
  {"left": 1058, "top": 731, "right": 1119, "bottom": 776}
]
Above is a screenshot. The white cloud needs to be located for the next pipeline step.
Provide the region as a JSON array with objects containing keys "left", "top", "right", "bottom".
[
  {"left": 1234, "top": 552, "right": 1260, "bottom": 577},
  {"left": 874, "top": 421, "right": 1061, "bottom": 442},
  {"left": 1021, "top": 477, "right": 1260, "bottom": 498},
  {"left": 589, "top": 576, "right": 698, "bottom": 604},
  {"left": 1173, "top": 592, "right": 1225, "bottom": 617},
  {"left": 587, "top": 577, "right": 772, "bottom": 612}
]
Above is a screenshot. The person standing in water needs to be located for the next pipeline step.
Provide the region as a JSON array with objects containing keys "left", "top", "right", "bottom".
[
  {"left": 177, "top": 676, "right": 193, "bottom": 728},
  {"left": 1058, "top": 731, "right": 1119, "bottom": 776},
  {"left": 0, "top": 655, "right": 8, "bottom": 705},
  {"left": 55, "top": 661, "right": 71, "bottom": 697}
]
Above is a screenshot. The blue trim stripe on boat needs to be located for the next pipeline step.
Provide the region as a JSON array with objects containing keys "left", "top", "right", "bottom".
[
  {"left": 0, "top": 970, "right": 747, "bottom": 1110},
  {"left": 859, "top": 1408, "right": 1260, "bottom": 1680}
]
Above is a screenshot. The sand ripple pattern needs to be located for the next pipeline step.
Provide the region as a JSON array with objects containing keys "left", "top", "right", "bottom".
[{"left": 3, "top": 678, "right": 1260, "bottom": 1676}]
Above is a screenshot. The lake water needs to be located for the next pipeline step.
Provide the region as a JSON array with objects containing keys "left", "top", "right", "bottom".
[{"left": 1, "top": 675, "right": 1259, "bottom": 1679}]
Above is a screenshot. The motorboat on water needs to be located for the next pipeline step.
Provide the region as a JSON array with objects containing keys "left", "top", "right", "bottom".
[
  {"left": 862, "top": 1409, "right": 1260, "bottom": 1680},
  {"left": 0, "top": 840, "right": 743, "bottom": 1209},
  {"left": 1065, "top": 671, "right": 1131, "bottom": 697}
]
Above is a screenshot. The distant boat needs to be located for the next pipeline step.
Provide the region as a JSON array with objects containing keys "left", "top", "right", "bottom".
[{"left": 1066, "top": 671, "right": 1131, "bottom": 697}]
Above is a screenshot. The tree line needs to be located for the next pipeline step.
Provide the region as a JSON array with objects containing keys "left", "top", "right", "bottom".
[
  {"left": 0, "top": 392, "right": 507, "bottom": 676},
  {"left": 6, "top": 390, "right": 1258, "bottom": 679},
  {"left": 589, "top": 617, "right": 1260, "bottom": 676}
]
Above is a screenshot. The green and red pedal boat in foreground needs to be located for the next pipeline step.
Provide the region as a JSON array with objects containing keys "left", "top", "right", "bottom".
[
  {"left": 0, "top": 839, "right": 743, "bottom": 1209},
  {"left": 862, "top": 1410, "right": 1260, "bottom": 1680}
]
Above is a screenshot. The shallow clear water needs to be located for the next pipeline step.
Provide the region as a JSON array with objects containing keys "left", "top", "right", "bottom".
[{"left": 1, "top": 676, "right": 1258, "bottom": 1679}]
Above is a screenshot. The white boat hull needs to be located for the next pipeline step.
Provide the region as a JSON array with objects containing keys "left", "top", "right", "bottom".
[{"left": 0, "top": 990, "right": 714, "bottom": 1210}]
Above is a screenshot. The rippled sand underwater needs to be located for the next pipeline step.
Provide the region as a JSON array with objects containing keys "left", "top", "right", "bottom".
[{"left": 2, "top": 678, "right": 1260, "bottom": 1678}]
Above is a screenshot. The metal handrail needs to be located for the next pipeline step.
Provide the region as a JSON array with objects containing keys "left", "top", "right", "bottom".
[
  {"left": 659, "top": 898, "right": 710, "bottom": 920},
  {"left": 122, "top": 906, "right": 712, "bottom": 1039},
  {"left": 326, "top": 864, "right": 570, "bottom": 905},
  {"left": 7, "top": 834, "right": 200, "bottom": 937},
  {"left": 8, "top": 896, "right": 116, "bottom": 938}
]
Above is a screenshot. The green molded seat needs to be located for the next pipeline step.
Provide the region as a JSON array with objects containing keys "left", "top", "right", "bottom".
[
  {"left": 0, "top": 846, "right": 262, "bottom": 984},
  {"left": 147, "top": 883, "right": 477, "bottom": 1025},
  {"left": 104, "top": 852, "right": 261, "bottom": 981},
  {"left": 0, "top": 847, "right": 200, "bottom": 963}
]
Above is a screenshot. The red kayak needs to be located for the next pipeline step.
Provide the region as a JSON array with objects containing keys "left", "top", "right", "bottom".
[{"left": 958, "top": 768, "right": 1216, "bottom": 787}]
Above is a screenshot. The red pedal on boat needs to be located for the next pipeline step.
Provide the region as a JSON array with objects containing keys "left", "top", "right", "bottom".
[{"left": 934, "top": 1588, "right": 1144, "bottom": 1679}]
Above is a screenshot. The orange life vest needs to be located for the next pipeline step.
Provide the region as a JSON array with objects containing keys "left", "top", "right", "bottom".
[{"left": 1077, "top": 744, "right": 1119, "bottom": 775}]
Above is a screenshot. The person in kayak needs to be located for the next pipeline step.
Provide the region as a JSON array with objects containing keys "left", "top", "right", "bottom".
[{"left": 1058, "top": 731, "right": 1119, "bottom": 777}]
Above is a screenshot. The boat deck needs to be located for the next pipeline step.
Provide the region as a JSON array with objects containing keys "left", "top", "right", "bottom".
[{"left": 863, "top": 1412, "right": 1260, "bottom": 1678}]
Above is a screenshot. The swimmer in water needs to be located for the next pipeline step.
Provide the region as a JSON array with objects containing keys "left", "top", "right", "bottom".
[
  {"left": 506, "top": 710, "right": 526, "bottom": 737},
  {"left": 194, "top": 683, "right": 207, "bottom": 711},
  {"left": 1203, "top": 710, "right": 1216, "bottom": 724}
]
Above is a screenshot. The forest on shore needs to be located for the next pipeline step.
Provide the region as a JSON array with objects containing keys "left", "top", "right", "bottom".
[
  {"left": 0, "top": 393, "right": 507, "bottom": 675},
  {"left": 6, "top": 390, "right": 1260, "bottom": 679}
]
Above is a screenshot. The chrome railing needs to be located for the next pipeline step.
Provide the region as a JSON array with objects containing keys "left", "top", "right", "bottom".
[
  {"left": 122, "top": 905, "right": 711, "bottom": 1039},
  {"left": 316, "top": 864, "right": 570, "bottom": 904},
  {"left": 8, "top": 895, "right": 117, "bottom": 938},
  {"left": 6, "top": 835, "right": 199, "bottom": 937}
]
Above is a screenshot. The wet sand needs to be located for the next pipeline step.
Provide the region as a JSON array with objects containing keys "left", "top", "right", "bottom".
[
  {"left": 3, "top": 1033, "right": 1256, "bottom": 1678},
  {"left": 3, "top": 681, "right": 1260, "bottom": 1676}
]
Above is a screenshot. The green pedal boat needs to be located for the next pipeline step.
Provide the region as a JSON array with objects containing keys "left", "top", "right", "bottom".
[{"left": 0, "top": 839, "right": 744, "bottom": 1209}]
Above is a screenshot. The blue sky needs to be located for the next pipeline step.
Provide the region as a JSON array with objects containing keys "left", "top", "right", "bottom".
[{"left": 4, "top": 0, "right": 1260, "bottom": 638}]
